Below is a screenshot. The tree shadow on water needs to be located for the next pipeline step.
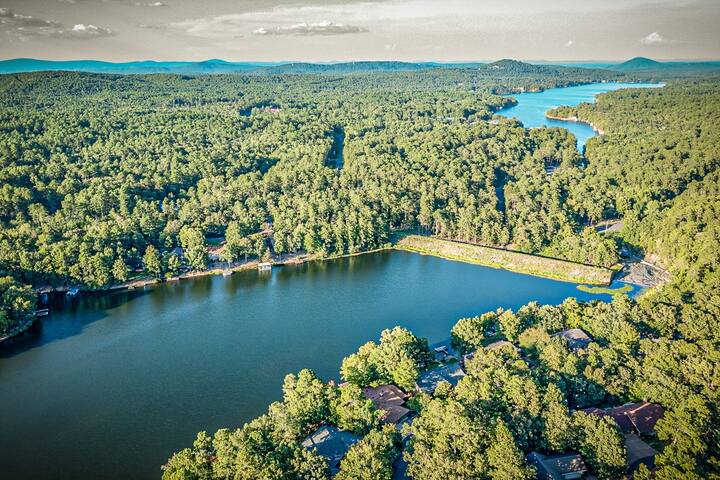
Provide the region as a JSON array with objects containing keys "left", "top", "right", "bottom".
[{"left": 0, "top": 288, "right": 152, "bottom": 359}]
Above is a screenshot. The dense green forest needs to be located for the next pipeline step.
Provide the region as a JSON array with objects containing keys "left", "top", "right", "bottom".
[
  {"left": 160, "top": 80, "right": 720, "bottom": 479},
  {"left": 0, "top": 64, "right": 624, "bottom": 334},
  {"left": 1, "top": 65, "right": 719, "bottom": 478}
]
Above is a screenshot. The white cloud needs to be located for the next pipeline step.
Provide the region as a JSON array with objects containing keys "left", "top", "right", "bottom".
[
  {"left": 0, "top": 7, "right": 61, "bottom": 30},
  {"left": 252, "top": 22, "right": 367, "bottom": 36},
  {"left": 63, "top": 24, "right": 114, "bottom": 38},
  {"left": 0, "top": 8, "right": 113, "bottom": 39},
  {"left": 135, "top": 2, "right": 167, "bottom": 6},
  {"left": 640, "top": 31, "right": 665, "bottom": 44},
  {"left": 564, "top": 39, "right": 574, "bottom": 47}
]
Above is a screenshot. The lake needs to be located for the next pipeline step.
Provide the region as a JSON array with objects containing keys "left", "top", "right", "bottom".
[
  {"left": 0, "top": 250, "right": 634, "bottom": 480},
  {"left": 497, "top": 82, "right": 663, "bottom": 150}
]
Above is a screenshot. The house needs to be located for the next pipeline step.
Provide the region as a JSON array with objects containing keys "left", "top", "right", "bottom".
[
  {"left": 301, "top": 425, "right": 361, "bottom": 474},
  {"left": 551, "top": 328, "right": 592, "bottom": 351},
  {"left": 462, "top": 341, "right": 517, "bottom": 368},
  {"left": 415, "top": 364, "right": 465, "bottom": 394},
  {"left": 207, "top": 244, "right": 226, "bottom": 262},
  {"left": 169, "top": 246, "right": 184, "bottom": 259},
  {"left": 528, "top": 452, "right": 588, "bottom": 480},
  {"left": 606, "top": 402, "right": 664, "bottom": 436},
  {"left": 581, "top": 402, "right": 664, "bottom": 436},
  {"left": 625, "top": 433, "right": 658, "bottom": 474},
  {"left": 362, "top": 385, "right": 411, "bottom": 424},
  {"left": 485, "top": 340, "right": 518, "bottom": 351}
]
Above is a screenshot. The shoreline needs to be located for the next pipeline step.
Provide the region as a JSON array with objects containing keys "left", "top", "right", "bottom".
[
  {"left": 394, "top": 235, "right": 614, "bottom": 286},
  {"left": 10, "top": 236, "right": 636, "bottom": 343},
  {"left": 544, "top": 113, "right": 605, "bottom": 135}
]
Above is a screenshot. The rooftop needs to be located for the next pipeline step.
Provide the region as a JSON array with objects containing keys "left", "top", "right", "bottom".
[
  {"left": 363, "top": 384, "right": 407, "bottom": 407},
  {"left": 301, "top": 425, "right": 361, "bottom": 474},
  {"left": 415, "top": 364, "right": 465, "bottom": 394},
  {"left": 363, "top": 384, "right": 411, "bottom": 425},
  {"left": 582, "top": 402, "right": 664, "bottom": 436},
  {"left": 625, "top": 433, "right": 658, "bottom": 473},
  {"left": 528, "top": 451, "right": 588, "bottom": 480},
  {"left": 551, "top": 328, "right": 592, "bottom": 351}
]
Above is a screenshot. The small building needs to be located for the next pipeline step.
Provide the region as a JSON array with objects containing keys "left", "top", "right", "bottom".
[
  {"left": 169, "top": 246, "right": 184, "bottom": 259},
  {"left": 302, "top": 425, "right": 360, "bottom": 475},
  {"left": 363, "top": 384, "right": 407, "bottom": 406},
  {"left": 207, "top": 244, "right": 226, "bottom": 261},
  {"left": 363, "top": 384, "right": 411, "bottom": 425},
  {"left": 258, "top": 262, "right": 272, "bottom": 272},
  {"left": 581, "top": 402, "right": 664, "bottom": 436},
  {"left": 528, "top": 452, "right": 588, "bottom": 480},
  {"left": 551, "top": 328, "right": 592, "bottom": 351},
  {"left": 606, "top": 402, "right": 664, "bottom": 436},
  {"left": 485, "top": 340, "right": 518, "bottom": 351},
  {"left": 625, "top": 433, "right": 658, "bottom": 474},
  {"left": 415, "top": 364, "right": 465, "bottom": 394}
]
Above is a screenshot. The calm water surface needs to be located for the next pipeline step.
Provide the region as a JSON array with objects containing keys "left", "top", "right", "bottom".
[
  {"left": 0, "top": 251, "right": 632, "bottom": 480},
  {"left": 498, "top": 82, "right": 663, "bottom": 150}
]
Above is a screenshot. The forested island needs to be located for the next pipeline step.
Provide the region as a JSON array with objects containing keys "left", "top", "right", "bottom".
[{"left": 0, "top": 60, "right": 719, "bottom": 479}]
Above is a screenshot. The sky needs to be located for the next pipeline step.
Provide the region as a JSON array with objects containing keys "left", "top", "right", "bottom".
[{"left": 0, "top": 0, "right": 718, "bottom": 62}]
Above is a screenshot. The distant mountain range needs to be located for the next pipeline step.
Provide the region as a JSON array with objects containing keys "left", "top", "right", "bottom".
[
  {"left": 611, "top": 56, "right": 720, "bottom": 72},
  {"left": 0, "top": 58, "right": 482, "bottom": 75},
  {"left": 0, "top": 57, "right": 718, "bottom": 75}
]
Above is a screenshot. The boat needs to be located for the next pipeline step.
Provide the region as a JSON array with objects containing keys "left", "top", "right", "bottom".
[
  {"left": 222, "top": 270, "right": 233, "bottom": 277},
  {"left": 66, "top": 287, "right": 80, "bottom": 297}
]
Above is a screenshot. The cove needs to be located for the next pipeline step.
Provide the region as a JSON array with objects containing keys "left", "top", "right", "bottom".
[
  {"left": 0, "top": 250, "right": 633, "bottom": 480},
  {"left": 497, "top": 82, "right": 663, "bottom": 150}
]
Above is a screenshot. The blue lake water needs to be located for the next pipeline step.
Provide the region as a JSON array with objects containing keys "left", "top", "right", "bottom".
[
  {"left": 497, "top": 82, "right": 663, "bottom": 150},
  {"left": 0, "top": 251, "right": 632, "bottom": 480}
]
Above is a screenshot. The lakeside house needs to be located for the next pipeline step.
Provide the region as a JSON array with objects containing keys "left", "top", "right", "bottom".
[
  {"left": 462, "top": 340, "right": 518, "bottom": 366},
  {"left": 551, "top": 328, "right": 592, "bottom": 351},
  {"left": 362, "top": 385, "right": 411, "bottom": 425},
  {"left": 415, "top": 364, "right": 465, "bottom": 394},
  {"left": 301, "top": 425, "right": 360, "bottom": 475},
  {"left": 527, "top": 451, "right": 588, "bottom": 480},
  {"left": 207, "top": 244, "right": 226, "bottom": 262},
  {"left": 625, "top": 433, "right": 659, "bottom": 474}
]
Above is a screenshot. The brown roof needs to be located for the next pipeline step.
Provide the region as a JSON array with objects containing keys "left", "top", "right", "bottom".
[
  {"left": 362, "top": 385, "right": 407, "bottom": 407},
  {"left": 379, "top": 404, "right": 411, "bottom": 424},
  {"left": 625, "top": 433, "right": 658, "bottom": 472},
  {"left": 616, "top": 402, "right": 664, "bottom": 435},
  {"left": 552, "top": 328, "right": 592, "bottom": 350},
  {"left": 586, "top": 402, "right": 664, "bottom": 435}
]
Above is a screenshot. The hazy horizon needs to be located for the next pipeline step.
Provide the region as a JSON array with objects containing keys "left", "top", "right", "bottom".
[{"left": 1, "top": 0, "right": 718, "bottom": 62}]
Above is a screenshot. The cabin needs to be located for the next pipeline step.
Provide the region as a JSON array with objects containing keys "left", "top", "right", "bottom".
[
  {"left": 258, "top": 262, "right": 272, "bottom": 272},
  {"left": 551, "top": 328, "right": 592, "bottom": 351},
  {"left": 485, "top": 340, "right": 518, "bottom": 351},
  {"left": 527, "top": 452, "right": 588, "bottom": 480},
  {"left": 415, "top": 364, "right": 465, "bottom": 394},
  {"left": 301, "top": 425, "right": 360, "bottom": 475},
  {"left": 625, "top": 433, "right": 658, "bottom": 474},
  {"left": 582, "top": 402, "right": 664, "bottom": 436},
  {"left": 606, "top": 402, "right": 664, "bottom": 436},
  {"left": 207, "top": 244, "right": 226, "bottom": 262},
  {"left": 362, "top": 385, "right": 411, "bottom": 425}
]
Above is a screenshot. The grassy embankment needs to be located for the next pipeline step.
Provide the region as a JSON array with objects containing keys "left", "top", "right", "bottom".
[{"left": 395, "top": 235, "right": 613, "bottom": 285}]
